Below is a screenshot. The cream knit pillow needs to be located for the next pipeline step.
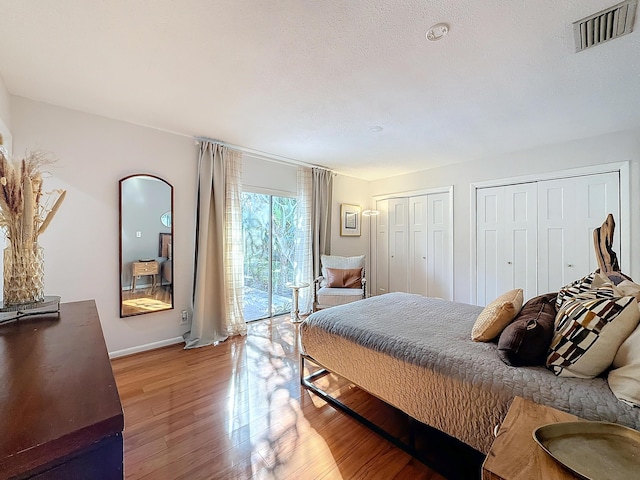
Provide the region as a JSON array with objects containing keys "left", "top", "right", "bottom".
[
  {"left": 472, "top": 289, "right": 524, "bottom": 342},
  {"left": 608, "top": 325, "right": 640, "bottom": 406}
]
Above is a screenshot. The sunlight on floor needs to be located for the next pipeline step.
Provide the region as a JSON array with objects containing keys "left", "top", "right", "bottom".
[{"left": 243, "top": 321, "right": 343, "bottom": 479}]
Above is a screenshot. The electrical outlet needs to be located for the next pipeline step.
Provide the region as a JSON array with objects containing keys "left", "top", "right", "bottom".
[{"left": 180, "top": 310, "right": 189, "bottom": 324}]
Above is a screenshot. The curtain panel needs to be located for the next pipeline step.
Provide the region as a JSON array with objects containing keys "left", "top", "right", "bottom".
[
  {"left": 311, "top": 168, "right": 333, "bottom": 279},
  {"left": 185, "top": 141, "right": 246, "bottom": 349},
  {"left": 295, "top": 167, "right": 313, "bottom": 314}
]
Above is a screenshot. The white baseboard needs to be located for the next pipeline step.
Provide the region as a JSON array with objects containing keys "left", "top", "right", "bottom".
[{"left": 109, "top": 336, "right": 184, "bottom": 359}]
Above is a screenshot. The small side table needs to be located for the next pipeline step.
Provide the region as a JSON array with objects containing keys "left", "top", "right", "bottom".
[
  {"left": 483, "top": 397, "right": 580, "bottom": 479},
  {"left": 286, "top": 282, "right": 309, "bottom": 323},
  {"left": 132, "top": 261, "right": 159, "bottom": 293}
]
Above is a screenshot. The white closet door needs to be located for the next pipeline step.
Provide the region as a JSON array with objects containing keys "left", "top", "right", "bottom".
[
  {"left": 477, "top": 187, "right": 507, "bottom": 306},
  {"left": 573, "top": 172, "right": 620, "bottom": 274},
  {"left": 388, "top": 198, "right": 409, "bottom": 293},
  {"left": 409, "top": 195, "right": 428, "bottom": 295},
  {"left": 477, "top": 184, "right": 537, "bottom": 305},
  {"left": 504, "top": 184, "right": 538, "bottom": 302},
  {"left": 375, "top": 199, "right": 389, "bottom": 295},
  {"left": 538, "top": 172, "right": 619, "bottom": 292},
  {"left": 537, "top": 178, "right": 574, "bottom": 293},
  {"left": 427, "top": 192, "right": 453, "bottom": 300}
]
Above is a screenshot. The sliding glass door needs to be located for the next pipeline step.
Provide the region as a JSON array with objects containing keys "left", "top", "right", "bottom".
[{"left": 242, "top": 191, "right": 297, "bottom": 321}]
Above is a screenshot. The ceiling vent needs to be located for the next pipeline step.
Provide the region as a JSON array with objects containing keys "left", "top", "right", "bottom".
[{"left": 573, "top": 0, "right": 637, "bottom": 52}]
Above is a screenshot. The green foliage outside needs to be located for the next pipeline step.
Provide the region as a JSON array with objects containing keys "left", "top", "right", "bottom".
[{"left": 242, "top": 192, "right": 297, "bottom": 319}]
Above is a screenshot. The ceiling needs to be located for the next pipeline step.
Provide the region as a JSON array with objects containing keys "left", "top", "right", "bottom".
[{"left": 0, "top": 1, "right": 638, "bottom": 181}]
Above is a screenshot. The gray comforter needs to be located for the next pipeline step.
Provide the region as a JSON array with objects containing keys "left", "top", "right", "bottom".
[{"left": 301, "top": 292, "right": 640, "bottom": 453}]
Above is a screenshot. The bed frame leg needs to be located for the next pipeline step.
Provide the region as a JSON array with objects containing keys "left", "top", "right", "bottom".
[{"left": 408, "top": 416, "right": 416, "bottom": 450}]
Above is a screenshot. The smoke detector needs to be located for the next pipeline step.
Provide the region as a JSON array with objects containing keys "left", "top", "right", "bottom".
[
  {"left": 574, "top": 0, "right": 637, "bottom": 52},
  {"left": 426, "top": 23, "right": 449, "bottom": 41}
]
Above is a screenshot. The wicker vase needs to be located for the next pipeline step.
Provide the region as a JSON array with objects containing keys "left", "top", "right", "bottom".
[{"left": 3, "top": 242, "right": 45, "bottom": 306}]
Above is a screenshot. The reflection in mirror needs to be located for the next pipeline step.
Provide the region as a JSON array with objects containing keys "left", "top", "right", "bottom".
[
  {"left": 119, "top": 174, "right": 174, "bottom": 317},
  {"left": 160, "top": 211, "right": 172, "bottom": 228}
]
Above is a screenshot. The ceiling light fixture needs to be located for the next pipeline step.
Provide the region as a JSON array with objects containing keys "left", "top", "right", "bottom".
[
  {"left": 426, "top": 23, "right": 449, "bottom": 41},
  {"left": 369, "top": 126, "right": 383, "bottom": 132}
]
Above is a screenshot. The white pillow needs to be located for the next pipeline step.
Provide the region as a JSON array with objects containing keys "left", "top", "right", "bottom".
[{"left": 608, "top": 325, "right": 640, "bottom": 406}]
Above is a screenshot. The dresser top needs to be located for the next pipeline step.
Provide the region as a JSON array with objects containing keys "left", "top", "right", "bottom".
[{"left": 0, "top": 300, "right": 124, "bottom": 477}]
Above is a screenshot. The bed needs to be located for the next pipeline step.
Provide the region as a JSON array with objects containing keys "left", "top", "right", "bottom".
[{"left": 300, "top": 292, "right": 640, "bottom": 455}]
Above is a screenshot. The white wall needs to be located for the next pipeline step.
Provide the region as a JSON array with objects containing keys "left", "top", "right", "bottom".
[
  {"left": 11, "top": 96, "right": 197, "bottom": 353},
  {"left": 0, "top": 74, "right": 11, "bottom": 153},
  {"left": 330, "top": 174, "right": 371, "bottom": 286},
  {"left": 369, "top": 128, "right": 640, "bottom": 304},
  {"left": 243, "top": 154, "right": 297, "bottom": 195}
]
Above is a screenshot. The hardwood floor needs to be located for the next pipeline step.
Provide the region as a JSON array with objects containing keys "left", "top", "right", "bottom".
[
  {"left": 112, "top": 316, "right": 478, "bottom": 479},
  {"left": 121, "top": 285, "right": 173, "bottom": 316}
]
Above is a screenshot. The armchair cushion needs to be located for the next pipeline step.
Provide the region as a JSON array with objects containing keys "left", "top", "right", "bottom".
[
  {"left": 315, "top": 287, "right": 365, "bottom": 308},
  {"left": 320, "top": 254, "right": 365, "bottom": 287},
  {"left": 325, "top": 267, "right": 363, "bottom": 288}
]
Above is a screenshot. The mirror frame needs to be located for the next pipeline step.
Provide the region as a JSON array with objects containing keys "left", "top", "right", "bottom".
[{"left": 119, "top": 174, "right": 174, "bottom": 318}]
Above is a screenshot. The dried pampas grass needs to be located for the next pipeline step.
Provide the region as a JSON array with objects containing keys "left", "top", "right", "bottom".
[
  {"left": 0, "top": 148, "right": 65, "bottom": 245},
  {"left": 0, "top": 141, "right": 66, "bottom": 304}
]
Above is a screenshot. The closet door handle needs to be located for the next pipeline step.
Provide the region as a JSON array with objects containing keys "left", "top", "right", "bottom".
[
  {"left": 507, "top": 261, "right": 513, "bottom": 265},
  {"left": 567, "top": 264, "right": 574, "bottom": 267}
]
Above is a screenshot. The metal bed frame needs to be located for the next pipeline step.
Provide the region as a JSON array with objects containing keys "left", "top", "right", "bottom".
[
  {"left": 299, "top": 352, "right": 485, "bottom": 479},
  {"left": 300, "top": 353, "right": 419, "bottom": 456}
]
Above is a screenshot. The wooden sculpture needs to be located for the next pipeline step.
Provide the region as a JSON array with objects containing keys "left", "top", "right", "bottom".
[{"left": 593, "top": 213, "right": 620, "bottom": 273}]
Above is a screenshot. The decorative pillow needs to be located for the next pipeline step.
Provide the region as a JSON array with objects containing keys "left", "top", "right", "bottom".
[
  {"left": 555, "top": 272, "right": 598, "bottom": 310},
  {"left": 498, "top": 293, "right": 557, "bottom": 366},
  {"left": 613, "top": 280, "right": 640, "bottom": 303},
  {"left": 472, "top": 289, "right": 524, "bottom": 342},
  {"left": 325, "top": 268, "right": 362, "bottom": 288},
  {"left": 591, "top": 274, "right": 640, "bottom": 303},
  {"left": 320, "top": 254, "right": 365, "bottom": 287},
  {"left": 603, "top": 271, "right": 634, "bottom": 286},
  {"left": 591, "top": 272, "right": 614, "bottom": 290},
  {"left": 608, "top": 325, "right": 640, "bottom": 406},
  {"left": 546, "top": 294, "right": 640, "bottom": 378}
]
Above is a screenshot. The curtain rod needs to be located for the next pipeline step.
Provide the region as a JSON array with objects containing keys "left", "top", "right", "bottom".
[{"left": 195, "top": 136, "right": 333, "bottom": 173}]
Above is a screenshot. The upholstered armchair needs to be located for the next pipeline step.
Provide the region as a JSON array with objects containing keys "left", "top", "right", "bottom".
[{"left": 313, "top": 254, "right": 366, "bottom": 311}]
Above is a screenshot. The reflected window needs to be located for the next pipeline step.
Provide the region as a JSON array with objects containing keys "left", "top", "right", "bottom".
[{"left": 160, "top": 211, "right": 172, "bottom": 228}]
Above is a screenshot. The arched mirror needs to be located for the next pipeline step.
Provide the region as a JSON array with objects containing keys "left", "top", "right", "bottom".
[{"left": 119, "top": 174, "right": 174, "bottom": 317}]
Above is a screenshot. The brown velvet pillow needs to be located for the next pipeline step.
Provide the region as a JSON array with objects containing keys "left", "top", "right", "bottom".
[
  {"left": 497, "top": 292, "right": 557, "bottom": 367},
  {"left": 325, "top": 267, "right": 362, "bottom": 288}
]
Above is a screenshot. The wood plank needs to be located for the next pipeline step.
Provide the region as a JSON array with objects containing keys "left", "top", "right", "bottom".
[{"left": 482, "top": 396, "right": 579, "bottom": 480}]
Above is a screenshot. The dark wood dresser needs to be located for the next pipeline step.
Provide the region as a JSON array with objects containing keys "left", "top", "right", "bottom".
[{"left": 0, "top": 300, "right": 124, "bottom": 479}]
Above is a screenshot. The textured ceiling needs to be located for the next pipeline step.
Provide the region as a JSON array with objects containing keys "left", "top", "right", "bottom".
[{"left": 0, "top": 0, "right": 638, "bottom": 180}]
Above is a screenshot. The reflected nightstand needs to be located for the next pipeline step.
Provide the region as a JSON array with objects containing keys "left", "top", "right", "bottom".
[{"left": 132, "top": 261, "right": 159, "bottom": 293}]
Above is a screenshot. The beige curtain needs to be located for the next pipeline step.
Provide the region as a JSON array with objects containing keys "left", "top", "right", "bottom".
[
  {"left": 312, "top": 168, "right": 333, "bottom": 279},
  {"left": 185, "top": 141, "right": 246, "bottom": 349},
  {"left": 295, "top": 167, "right": 313, "bottom": 313}
]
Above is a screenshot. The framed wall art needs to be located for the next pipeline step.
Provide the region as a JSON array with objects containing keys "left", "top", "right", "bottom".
[{"left": 340, "top": 203, "right": 361, "bottom": 237}]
